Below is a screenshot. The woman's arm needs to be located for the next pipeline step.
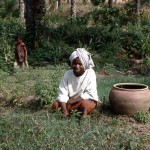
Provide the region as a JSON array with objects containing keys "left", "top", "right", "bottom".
[
  {"left": 60, "top": 102, "right": 69, "bottom": 118},
  {"left": 57, "top": 72, "right": 69, "bottom": 103}
]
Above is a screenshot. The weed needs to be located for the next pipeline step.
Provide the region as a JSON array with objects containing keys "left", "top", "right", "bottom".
[
  {"left": 134, "top": 111, "right": 149, "bottom": 124},
  {"left": 70, "top": 109, "right": 82, "bottom": 119}
]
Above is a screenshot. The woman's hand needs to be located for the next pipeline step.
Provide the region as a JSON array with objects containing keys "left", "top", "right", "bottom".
[
  {"left": 60, "top": 102, "right": 69, "bottom": 118},
  {"left": 68, "top": 97, "right": 84, "bottom": 104},
  {"left": 97, "top": 100, "right": 102, "bottom": 106},
  {"left": 62, "top": 110, "right": 69, "bottom": 118}
]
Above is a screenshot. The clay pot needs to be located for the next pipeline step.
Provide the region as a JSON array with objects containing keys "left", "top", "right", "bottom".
[{"left": 109, "top": 83, "right": 150, "bottom": 116}]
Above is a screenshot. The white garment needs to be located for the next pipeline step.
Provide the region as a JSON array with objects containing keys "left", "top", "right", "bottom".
[{"left": 57, "top": 68, "right": 99, "bottom": 103}]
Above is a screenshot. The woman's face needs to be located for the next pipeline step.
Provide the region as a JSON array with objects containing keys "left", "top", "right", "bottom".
[{"left": 72, "top": 57, "right": 85, "bottom": 77}]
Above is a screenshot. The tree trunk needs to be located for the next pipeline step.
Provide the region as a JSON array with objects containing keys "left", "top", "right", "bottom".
[
  {"left": 25, "top": 0, "right": 46, "bottom": 49},
  {"left": 45, "top": 0, "right": 51, "bottom": 12},
  {"left": 71, "top": 0, "right": 76, "bottom": 18},
  {"left": 19, "top": 0, "right": 25, "bottom": 24},
  {"left": 58, "top": 0, "right": 61, "bottom": 8},
  {"left": 108, "top": 0, "right": 113, "bottom": 8},
  {"left": 25, "top": 0, "right": 35, "bottom": 48},
  {"left": 136, "top": 0, "right": 140, "bottom": 15},
  {"left": 33, "top": 0, "right": 46, "bottom": 35}
]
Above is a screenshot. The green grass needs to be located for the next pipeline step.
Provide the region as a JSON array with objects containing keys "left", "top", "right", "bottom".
[
  {"left": 0, "top": 108, "right": 149, "bottom": 149},
  {"left": 98, "top": 75, "right": 150, "bottom": 103},
  {"left": 0, "top": 66, "right": 150, "bottom": 149},
  {"left": 0, "top": 108, "right": 149, "bottom": 150}
]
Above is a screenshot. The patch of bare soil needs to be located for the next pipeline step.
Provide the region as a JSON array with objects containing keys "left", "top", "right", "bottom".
[
  {"left": 118, "top": 114, "right": 150, "bottom": 149},
  {"left": 94, "top": 105, "right": 150, "bottom": 149}
]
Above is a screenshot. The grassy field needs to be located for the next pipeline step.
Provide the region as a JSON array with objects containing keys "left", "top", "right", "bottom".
[{"left": 0, "top": 66, "right": 150, "bottom": 150}]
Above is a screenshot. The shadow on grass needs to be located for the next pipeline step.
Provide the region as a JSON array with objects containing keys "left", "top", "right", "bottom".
[{"left": 94, "top": 100, "right": 115, "bottom": 115}]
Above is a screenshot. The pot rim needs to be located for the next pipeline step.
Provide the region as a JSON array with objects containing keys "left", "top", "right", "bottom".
[{"left": 113, "top": 83, "right": 148, "bottom": 91}]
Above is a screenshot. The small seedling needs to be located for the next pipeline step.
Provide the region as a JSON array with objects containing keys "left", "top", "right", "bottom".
[{"left": 134, "top": 111, "right": 149, "bottom": 124}]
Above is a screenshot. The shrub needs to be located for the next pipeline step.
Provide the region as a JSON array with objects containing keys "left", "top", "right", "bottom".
[
  {"left": 91, "top": 6, "right": 120, "bottom": 26},
  {"left": 29, "top": 39, "right": 74, "bottom": 65},
  {"left": 0, "top": 0, "right": 18, "bottom": 17},
  {"left": 0, "top": 15, "right": 25, "bottom": 72},
  {"left": 34, "top": 66, "right": 66, "bottom": 107},
  {"left": 91, "top": 0, "right": 105, "bottom": 6}
]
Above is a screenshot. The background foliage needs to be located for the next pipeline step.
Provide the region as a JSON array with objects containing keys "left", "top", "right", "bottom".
[{"left": 0, "top": 0, "right": 150, "bottom": 72}]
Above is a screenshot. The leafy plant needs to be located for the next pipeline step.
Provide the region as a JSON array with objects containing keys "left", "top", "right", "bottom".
[
  {"left": 103, "top": 63, "right": 117, "bottom": 75},
  {"left": 29, "top": 39, "right": 73, "bottom": 65},
  {"left": 134, "top": 111, "right": 149, "bottom": 124},
  {"left": 90, "top": 0, "right": 105, "bottom": 6},
  {"left": 34, "top": 82, "right": 52, "bottom": 106},
  {"left": 144, "top": 56, "right": 150, "bottom": 65},
  {"left": 0, "top": 0, "right": 18, "bottom": 17},
  {"left": 70, "top": 109, "right": 82, "bottom": 118},
  {"left": 0, "top": 15, "right": 25, "bottom": 72},
  {"left": 34, "top": 66, "right": 66, "bottom": 107}
]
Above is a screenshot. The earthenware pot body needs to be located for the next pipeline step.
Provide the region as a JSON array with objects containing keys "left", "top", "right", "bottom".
[{"left": 109, "top": 83, "right": 150, "bottom": 116}]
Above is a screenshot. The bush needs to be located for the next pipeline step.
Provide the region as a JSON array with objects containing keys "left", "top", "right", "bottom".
[
  {"left": 91, "top": 0, "right": 105, "bottom": 6},
  {"left": 0, "top": 15, "right": 25, "bottom": 72},
  {"left": 0, "top": 0, "right": 18, "bottom": 17},
  {"left": 91, "top": 6, "right": 120, "bottom": 26},
  {"left": 29, "top": 39, "right": 74, "bottom": 65}
]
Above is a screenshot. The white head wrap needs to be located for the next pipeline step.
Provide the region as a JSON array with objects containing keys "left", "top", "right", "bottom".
[{"left": 69, "top": 48, "right": 95, "bottom": 70}]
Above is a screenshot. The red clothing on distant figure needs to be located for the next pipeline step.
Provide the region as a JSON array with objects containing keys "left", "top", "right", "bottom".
[{"left": 15, "top": 40, "right": 27, "bottom": 63}]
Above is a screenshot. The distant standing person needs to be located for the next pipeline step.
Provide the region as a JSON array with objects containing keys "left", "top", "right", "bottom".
[
  {"left": 14, "top": 37, "right": 29, "bottom": 68},
  {"left": 52, "top": 48, "right": 101, "bottom": 118}
]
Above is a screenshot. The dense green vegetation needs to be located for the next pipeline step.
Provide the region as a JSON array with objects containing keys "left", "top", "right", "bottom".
[{"left": 0, "top": 0, "right": 150, "bottom": 72}]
